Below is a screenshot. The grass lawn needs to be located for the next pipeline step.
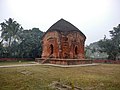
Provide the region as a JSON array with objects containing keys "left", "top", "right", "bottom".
[
  {"left": 0, "top": 61, "right": 34, "bottom": 66},
  {"left": 0, "top": 64, "right": 120, "bottom": 90}
]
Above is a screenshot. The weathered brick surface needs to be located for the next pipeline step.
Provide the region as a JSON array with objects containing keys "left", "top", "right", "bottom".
[{"left": 42, "top": 31, "right": 85, "bottom": 59}]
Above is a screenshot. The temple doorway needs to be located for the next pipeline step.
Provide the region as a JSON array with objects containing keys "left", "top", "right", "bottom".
[
  {"left": 75, "top": 46, "right": 78, "bottom": 55},
  {"left": 50, "top": 44, "right": 53, "bottom": 55}
]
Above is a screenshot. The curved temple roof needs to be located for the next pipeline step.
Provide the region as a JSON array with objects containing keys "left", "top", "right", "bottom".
[{"left": 44, "top": 19, "right": 86, "bottom": 39}]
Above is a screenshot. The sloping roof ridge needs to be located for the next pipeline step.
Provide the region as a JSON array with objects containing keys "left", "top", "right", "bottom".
[
  {"left": 43, "top": 18, "right": 86, "bottom": 39},
  {"left": 48, "top": 18, "right": 79, "bottom": 31}
]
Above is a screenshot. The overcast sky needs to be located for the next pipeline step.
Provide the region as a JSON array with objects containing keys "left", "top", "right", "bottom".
[{"left": 0, "top": 0, "right": 120, "bottom": 45}]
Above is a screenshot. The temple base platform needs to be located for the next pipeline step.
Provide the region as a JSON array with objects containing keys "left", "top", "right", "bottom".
[{"left": 35, "top": 58, "right": 92, "bottom": 65}]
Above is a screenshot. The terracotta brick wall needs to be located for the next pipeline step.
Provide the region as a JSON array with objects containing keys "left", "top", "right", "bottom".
[{"left": 42, "top": 31, "right": 85, "bottom": 59}]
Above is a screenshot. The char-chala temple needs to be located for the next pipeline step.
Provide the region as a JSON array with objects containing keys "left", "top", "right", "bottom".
[{"left": 36, "top": 19, "right": 92, "bottom": 65}]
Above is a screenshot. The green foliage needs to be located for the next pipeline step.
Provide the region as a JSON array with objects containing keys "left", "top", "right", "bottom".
[
  {"left": 0, "top": 18, "right": 43, "bottom": 58},
  {"left": 85, "top": 43, "right": 108, "bottom": 59},
  {"left": 0, "top": 40, "right": 4, "bottom": 57},
  {"left": 0, "top": 18, "right": 23, "bottom": 57},
  {"left": 98, "top": 39, "right": 117, "bottom": 60},
  {"left": 18, "top": 28, "right": 43, "bottom": 58},
  {"left": 98, "top": 24, "right": 120, "bottom": 60},
  {"left": 0, "top": 18, "right": 23, "bottom": 47}
]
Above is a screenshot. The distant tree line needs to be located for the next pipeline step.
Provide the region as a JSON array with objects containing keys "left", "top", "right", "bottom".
[
  {"left": 98, "top": 24, "right": 120, "bottom": 60},
  {"left": 0, "top": 18, "right": 120, "bottom": 60},
  {"left": 0, "top": 18, "right": 44, "bottom": 58},
  {"left": 85, "top": 24, "right": 120, "bottom": 60},
  {"left": 85, "top": 42, "right": 108, "bottom": 59}
]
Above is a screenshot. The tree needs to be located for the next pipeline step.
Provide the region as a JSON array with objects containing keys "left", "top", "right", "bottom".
[
  {"left": 98, "top": 39, "right": 117, "bottom": 60},
  {"left": 18, "top": 28, "right": 43, "bottom": 58},
  {"left": 109, "top": 24, "right": 120, "bottom": 52},
  {"left": 0, "top": 40, "right": 4, "bottom": 57},
  {"left": 98, "top": 24, "right": 120, "bottom": 60},
  {"left": 85, "top": 42, "right": 108, "bottom": 59},
  {"left": 0, "top": 18, "right": 44, "bottom": 58},
  {"left": 0, "top": 18, "right": 23, "bottom": 57},
  {"left": 0, "top": 18, "right": 23, "bottom": 47}
]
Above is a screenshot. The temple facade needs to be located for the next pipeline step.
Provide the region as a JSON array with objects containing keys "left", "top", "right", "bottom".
[
  {"left": 42, "top": 19, "right": 86, "bottom": 59},
  {"left": 39, "top": 19, "right": 92, "bottom": 64}
]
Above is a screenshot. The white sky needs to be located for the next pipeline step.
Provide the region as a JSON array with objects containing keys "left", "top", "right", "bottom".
[{"left": 0, "top": 0, "right": 120, "bottom": 45}]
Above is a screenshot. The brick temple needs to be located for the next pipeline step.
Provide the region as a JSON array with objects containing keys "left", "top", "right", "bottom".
[{"left": 36, "top": 19, "right": 92, "bottom": 65}]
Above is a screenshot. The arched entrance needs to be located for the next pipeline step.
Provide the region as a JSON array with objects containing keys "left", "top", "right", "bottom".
[
  {"left": 75, "top": 46, "right": 78, "bottom": 55},
  {"left": 50, "top": 44, "right": 53, "bottom": 55},
  {"left": 74, "top": 46, "right": 78, "bottom": 59}
]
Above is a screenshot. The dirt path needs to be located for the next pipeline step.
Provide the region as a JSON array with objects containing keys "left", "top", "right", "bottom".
[
  {"left": 0, "top": 63, "right": 99, "bottom": 68},
  {"left": 0, "top": 63, "right": 40, "bottom": 68}
]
